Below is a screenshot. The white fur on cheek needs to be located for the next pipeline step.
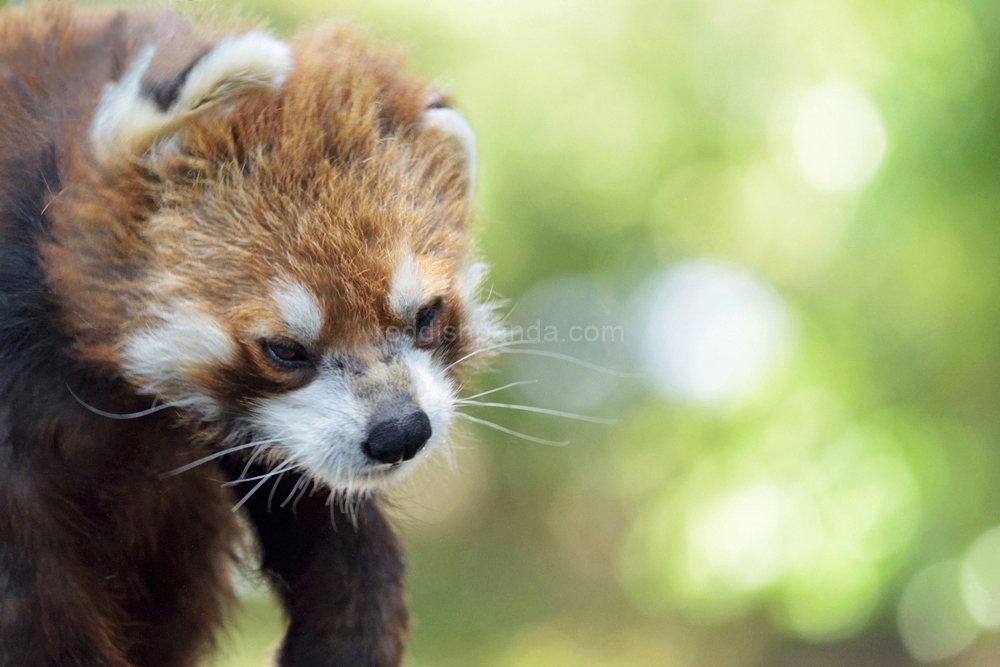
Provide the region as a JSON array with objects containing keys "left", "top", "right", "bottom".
[
  {"left": 119, "top": 307, "right": 236, "bottom": 416},
  {"left": 456, "top": 261, "right": 503, "bottom": 351},
  {"left": 401, "top": 347, "right": 456, "bottom": 463},
  {"left": 250, "top": 370, "right": 370, "bottom": 491},
  {"left": 273, "top": 281, "right": 324, "bottom": 344}
]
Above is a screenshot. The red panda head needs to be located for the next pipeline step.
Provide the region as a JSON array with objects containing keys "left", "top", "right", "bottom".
[{"left": 44, "top": 24, "right": 500, "bottom": 492}]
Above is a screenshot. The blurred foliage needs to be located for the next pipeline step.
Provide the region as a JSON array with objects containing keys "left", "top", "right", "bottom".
[{"left": 73, "top": 0, "right": 1000, "bottom": 664}]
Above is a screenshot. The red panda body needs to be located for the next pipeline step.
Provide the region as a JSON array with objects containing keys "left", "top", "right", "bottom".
[{"left": 0, "top": 5, "right": 493, "bottom": 666}]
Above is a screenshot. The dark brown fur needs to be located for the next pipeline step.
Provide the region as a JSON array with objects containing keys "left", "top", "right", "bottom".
[{"left": 0, "top": 4, "right": 481, "bottom": 666}]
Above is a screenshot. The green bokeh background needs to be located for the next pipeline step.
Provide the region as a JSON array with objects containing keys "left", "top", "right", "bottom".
[{"left": 70, "top": 0, "right": 1000, "bottom": 664}]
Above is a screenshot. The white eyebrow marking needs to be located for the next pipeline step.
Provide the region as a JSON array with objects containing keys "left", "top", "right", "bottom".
[
  {"left": 389, "top": 254, "right": 425, "bottom": 318},
  {"left": 273, "top": 282, "right": 325, "bottom": 343}
]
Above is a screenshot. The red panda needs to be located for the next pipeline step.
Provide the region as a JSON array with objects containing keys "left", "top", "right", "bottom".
[{"left": 0, "top": 4, "right": 497, "bottom": 666}]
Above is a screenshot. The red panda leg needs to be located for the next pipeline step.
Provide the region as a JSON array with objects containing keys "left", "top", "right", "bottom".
[{"left": 226, "top": 465, "right": 408, "bottom": 667}]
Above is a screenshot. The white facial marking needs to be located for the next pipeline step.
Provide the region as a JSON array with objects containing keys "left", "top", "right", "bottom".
[
  {"left": 456, "top": 261, "right": 503, "bottom": 350},
  {"left": 401, "top": 347, "right": 456, "bottom": 457},
  {"left": 273, "top": 282, "right": 324, "bottom": 344},
  {"left": 120, "top": 306, "right": 236, "bottom": 416},
  {"left": 248, "top": 344, "right": 456, "bottom": 493},
  {"left": 389, "top": 254, "right": 425, "bottom": 319},
  {"left": 421, "top": 107, "right": 478, "bottom": 195},
  {"left": 90, "top": 32, "right": 292, "bottom": 167},
  {"left": 251, "top": 369, "right": 370, "bottom": 491}
]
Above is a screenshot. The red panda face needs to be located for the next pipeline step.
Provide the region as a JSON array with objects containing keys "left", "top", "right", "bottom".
[
  {"left": 48, "top": 26, "right": 500, "bottom": 492},
  {"left": 115, "top": 249, "right": 497, "bottom": 492}
]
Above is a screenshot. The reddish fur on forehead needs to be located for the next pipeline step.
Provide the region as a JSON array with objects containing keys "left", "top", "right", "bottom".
[
  {"left": 26, "top": 11, "right": 476, "bottom": 371},
  {"left": 140, "top": 24, "right": 474, "bottom": 348}
]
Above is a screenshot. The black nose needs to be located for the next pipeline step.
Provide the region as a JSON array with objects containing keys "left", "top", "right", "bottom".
[{"left": 363, "top": 409, "right": 432, "bottom": 464}]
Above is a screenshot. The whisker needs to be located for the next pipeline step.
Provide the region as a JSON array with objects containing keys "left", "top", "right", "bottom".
[
  {"left": 500, "top": 348, "right": 641, "bottom": 378},
  {"left": 292, "top": 478, "right": 312, "bottom": 514},
  {"left": 444, "top": 339, "right": 539, "bottom": 371},
  {"left": 237, "top": 444, "right": 270, "bottom": 482},
  {"left": 231, "top": 461, "right": 299, "bottom": 513},
  {"left": 460, "top": 380, "right": 538, "bottom": 401},
  {"left": 440, "top": 439, "right": 458, "bottom": 472},
  {"left": 67, "top": 385, "right": 178, "bottom": 420},
  {"left": 281, "top": 474, "right": 307, "bottom": 508},
  {"left": 457, "top": 412, "right": 569, "bottom": 446},
  {"left": 456, "top": 401, "right": 616, "bottom": 424},
  {"left": 224, "top": 462, "right": 300, "bottom": 486},
  {"left": 161, "top": 440, "right": 280, "bottom": 478},
  {"left": 329, "top": 497, "right": 338, "bottom": 527},
  {"left": 231, "top": 476, "right": 271, "bottom": 513},
  {"left": 267, "top": 470, "right": 287, "bottom": 512},
  {"left": 499, "top": 299, "right": 517, "bottom": 323}
]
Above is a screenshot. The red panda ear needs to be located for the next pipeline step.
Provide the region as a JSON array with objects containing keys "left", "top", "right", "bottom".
[
  {"left": 88, "top": 32, "right": 292, "bottom": 169},
  {"left": 421, "top": 106, "right": 477, "bottom": 199}
]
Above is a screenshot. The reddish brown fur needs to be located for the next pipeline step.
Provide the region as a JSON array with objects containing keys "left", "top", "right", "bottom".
[
  {"left": 0, "top": 4, "right": 483, "bottom": 666},
  {"left": 38, "top": 14, "right": 475, "bottom": 387}
]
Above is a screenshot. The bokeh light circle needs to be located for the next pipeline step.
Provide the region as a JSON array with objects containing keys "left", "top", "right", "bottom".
[
  {"left": 961, "top": 526, "right": 1000, "bottom": 629},
  {"left": 639, "top": 261, "right": 790, "bottom": 405},
  {"left": 793, "top": 81, "right": 887, "bottom": 193},
  {"left": 619, "top": 397, "right": 924, "bottom": 641},
  {"left": 688, "top": 482, "right": 788, "bottom": 592},
  {"left": 898, "top": 560, "right": 980, "bottom": 662}
]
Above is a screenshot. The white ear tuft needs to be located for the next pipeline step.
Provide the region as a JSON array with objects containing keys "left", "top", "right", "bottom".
[
  {"left": 175, "top": 32, "right": 292, "bottom": 112},
  {"left": 89, "top": 44, "right": 160, "bottom": 167},
  {"left": 89, "top": 33, "right": 293, "bottom": 168},
  {"left": 421, "top": 107, "right": 477, "bottom": 196}
]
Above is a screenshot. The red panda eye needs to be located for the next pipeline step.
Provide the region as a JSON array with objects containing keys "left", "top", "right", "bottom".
[
  {"left": 262, "top": 339, "right": 312, "bottom": 367},
  {"left": 414, "top": 298, "right": 443, "bottom": 339}
]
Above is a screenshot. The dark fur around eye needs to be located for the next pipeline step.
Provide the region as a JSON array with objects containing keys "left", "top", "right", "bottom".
[
  {"left": 414, "top": 298, "right": 443, "bottom": 336},
  {"left": 262, "top": 339, "right": 313, "bottom": 368}
]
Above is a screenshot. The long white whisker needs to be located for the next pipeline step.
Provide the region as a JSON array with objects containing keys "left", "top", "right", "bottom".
[
  {"left": 444, "top": 339, "right": 538, "bottom": 371},
  {"left": 232, "top": 477, "right": 271, "bottom": 513},
  {"left": 281, "top": 474, "right": 307, "bottom": 508},
  {"left": 457, "top": 413, "right": 569, "bottom": 446},
  {"left": 456, "top": 401, "right": 616, "bottom": 424},
  {"left": 231, "top": 461, "right": 299, "bottom": 513},
  {"left": 224, "top": 462, "right": 301, "bottom": 486},
  {"left": 292, "top": 478, "right": 312, "bottom": 514},
  {"left": 267, "top": 470, "right": 288, "bottom": 512},
  {"left": 161, "top": 440, "right": 280, "bottom": 478},
  {"left": 500, "top": 348, "right": 641, "bottom": 378},
  {"left": 460, "top": 380, "right": 538, "bottom": 401},
  {"left": 237, "top": 444, "right": 270, "bottom": 482},
  {"left": 67, "top": 385, "right": 178, "bottom": 420}
]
